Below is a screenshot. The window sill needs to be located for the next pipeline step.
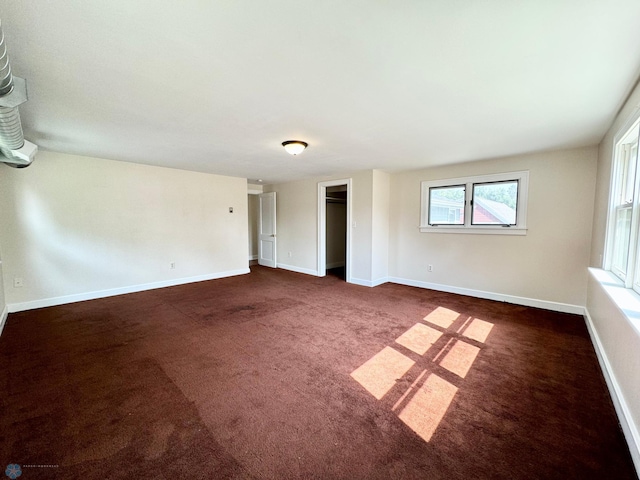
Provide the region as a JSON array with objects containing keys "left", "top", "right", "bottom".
[
  {"left": 589, "top": 268, "right": 640, "bottom": 336},
  {"left": 419, "top": 226, "right": 527, "bottom": 235}
]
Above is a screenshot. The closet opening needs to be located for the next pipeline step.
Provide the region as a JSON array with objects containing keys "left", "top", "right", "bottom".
[
  {"left": 317, "top": 178, "right": 351, "bottom": 283},
  {"left": 325, "top": 185, "right": 347, "bottom": 279}
]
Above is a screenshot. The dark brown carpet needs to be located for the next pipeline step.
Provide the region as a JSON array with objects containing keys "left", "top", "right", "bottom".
[{"left": 0, "top": 266, "right": 636, "bottom": 479}]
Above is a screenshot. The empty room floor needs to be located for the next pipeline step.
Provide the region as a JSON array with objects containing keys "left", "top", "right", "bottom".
[{"left": 0, "top": 266, "right": 636, "bottom": 479}]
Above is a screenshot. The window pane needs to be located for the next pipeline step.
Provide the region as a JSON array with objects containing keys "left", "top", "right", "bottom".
[
  {"left": 472, "top": 181, "right": 517, "bottom": 225},
  {"left": 429, "top": 186, "right": 464, "bottom": 225},
  {"left": 616, "top": 125, "right": 639, "bottom": 206},
  {"left": 608, "top": 121, "right": 639, "bottom": 282},
  {"left": 620, "top": 150, "right": 634, "bottom": 205},
  {"left": 612, "top": 207, "right": 632, "bottom": 276}
]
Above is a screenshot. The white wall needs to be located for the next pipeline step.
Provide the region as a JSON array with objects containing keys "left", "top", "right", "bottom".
[
  {"left": 0, "top": 151, "right": 249, "bottom": 310},
  {"left": 586, "top": 273, "right": 640, "bottom": 468},
  {"left": 587, "top": 79, "right": 640, "bottom": 469},
  {"left": 389, "top": 147, "right": 598, "bottom": 309},
  {"left": 248, "top": 194, "right": 259, "bottom": 260},
  {"left": 264, "top": 178, "right": 317, "bottom": 274},
  {"left": 371, "top": 170, "right": 390, "bottom": 284},
  {"left": 266, "top": 170, "right": 374, "bottom": 282},
  {"left": 351, "top": 171, "right": 374, "bottom": 283}
]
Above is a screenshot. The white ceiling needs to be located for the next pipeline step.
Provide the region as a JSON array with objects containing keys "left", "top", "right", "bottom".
[{"left": 2, "top": 1, "right": 640, "bottom": 184}]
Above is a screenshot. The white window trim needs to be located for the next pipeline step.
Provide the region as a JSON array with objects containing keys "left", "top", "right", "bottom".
[
  {"left": 420, "top": 171, "right": 529, "bottom": 235},
  {"left": 604, "top": 107, "right": 640, "bottom": 291}
]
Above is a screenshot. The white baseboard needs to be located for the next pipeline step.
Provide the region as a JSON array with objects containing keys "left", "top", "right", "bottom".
[
  {"left": 584, "top": 308, "right": 640, "bottom": 474},
  {"left": 326, "top": 261, "right": 345, "bottom": 269},
  {"left": 276, "top": 263, "right": 319, "bottom": 276},
  {"left": 372, "top": 277, "right": 389, "bottom": 287},
  {"left": 387, "top": 276, "right": 585, "bottom": 315},
  {"left": 350, "top": 277, "right": 374, "bottom": 287},
  {"left": 349, "top": 276, "right": 389, "bottom": 288},
  {"left": 0, "top": 304, "right": 8, "bottom": 337},
  {"left": 8, "top": 268, "right": 251, "bottom": 313},
  {"left": 249, "top": 254, "right": 258, "bottom": 261}
]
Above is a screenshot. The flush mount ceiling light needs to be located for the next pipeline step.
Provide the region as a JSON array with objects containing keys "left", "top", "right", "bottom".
[{"left": 282, "top": 140, "right": 308, "bottom": 155}]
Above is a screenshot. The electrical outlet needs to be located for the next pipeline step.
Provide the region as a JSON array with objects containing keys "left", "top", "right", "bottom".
[
  {"left": 170, "top": 262, "right": 176, "bottom": 270},
  {"left": 13, "top": 277, "right": 23, "bottom": 287},
  {"left": 428, "top": 265, "right": 433, "bottom": 272},
  {"left": 288, "top": 251, "right": 292, "bottom": 258}
]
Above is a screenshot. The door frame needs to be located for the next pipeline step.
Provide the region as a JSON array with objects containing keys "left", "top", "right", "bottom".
[{"left": 317, "top": 178, "right": 352, "bottom": 283}]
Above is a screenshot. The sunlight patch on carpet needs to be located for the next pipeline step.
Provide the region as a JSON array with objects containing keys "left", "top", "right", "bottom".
[
  {"left": 397, "top": 374, "right": 457, "bottom": 442},
  {"left": 438, "top": 340, "right": 480, "bottom": 378},
  {"left": 395, "top": 323, "right": 442, "bottom": 355},
  {"left": 350, "top": 346, "right": 415, "bottom": 400},
  {"left": 351, "top": 309, "right": 494, "bottom": 443},
  {"left": 460, "top": 318, "right": 493, "bottom": 343},
  {"left": 423, "top": 307, "right": 459, "bottom": 328},
  {"left": 392, "top": 370, "right": 428, "bottom": 412}
]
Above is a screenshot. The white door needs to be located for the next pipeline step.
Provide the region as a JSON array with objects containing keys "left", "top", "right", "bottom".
[{"left": 258, "top": 192, "right": 277, "bottom": 268}]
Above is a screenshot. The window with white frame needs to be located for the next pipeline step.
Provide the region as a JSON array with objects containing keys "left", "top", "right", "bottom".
[
  {"left": 420, "top": 171, "right": 529, "bottom": 235},
  {"left": 605, "top": 115, "right": 640, "bottom": 289}
]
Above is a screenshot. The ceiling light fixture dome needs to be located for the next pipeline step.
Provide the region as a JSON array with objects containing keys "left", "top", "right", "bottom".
[{"left": 282, "top": 140, "right": 308, "bottom": 155}]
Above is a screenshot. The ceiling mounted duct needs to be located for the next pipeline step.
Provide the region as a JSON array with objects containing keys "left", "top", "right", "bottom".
[{"left": 0, "top": 19, "right": 37, "bottom": 168}]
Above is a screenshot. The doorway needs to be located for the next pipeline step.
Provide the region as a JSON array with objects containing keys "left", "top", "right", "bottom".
[
  {"left": 247, "top": 193, "right": 259, "bottom": 264},
  {"left": 318, "top": 179, "right": 352, "bottom": 283},
  {"left": 325, "top": 186, "right": 347, "bottom": 279}
]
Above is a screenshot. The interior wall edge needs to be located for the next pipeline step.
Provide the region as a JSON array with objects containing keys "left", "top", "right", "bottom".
[
  {"left": 349, "top": 277, "right": 376, "bottom": 288},
  {"left": 276, "top": 263, "right": 319, "bottom": 277},
  {"left": 387, "top": 276, "right": 585, "bottom": 315},
  {"left": 372, "top": 277, "right": 388, "bottom": 287},
  {"left": 7, "top": 268, "right": 250, "bottom": 314},
  {"left": 349, "top": 276, "right": 389, "bottom": 288},
  {"left": 584, "top": 307, "right": 640, "bottom": 476},
  {"left": 277, "top": 269, "right": 585, "bottom": 314}
]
